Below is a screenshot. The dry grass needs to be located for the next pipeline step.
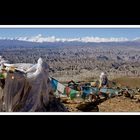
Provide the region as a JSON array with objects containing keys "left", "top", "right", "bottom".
[{"left": 113, "top": 77, "right": 140, "bottom": 88}]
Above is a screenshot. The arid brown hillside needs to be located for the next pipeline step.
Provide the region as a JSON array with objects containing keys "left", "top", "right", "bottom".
[{"left": 0, "top": 45, "right": 140, "bottom": 82}]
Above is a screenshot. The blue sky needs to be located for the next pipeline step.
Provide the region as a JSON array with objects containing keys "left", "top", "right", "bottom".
[{"left": 0, "top": 28, "right": 140, "bottom": 39}]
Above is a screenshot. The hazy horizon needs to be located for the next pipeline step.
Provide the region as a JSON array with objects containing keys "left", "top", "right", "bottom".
[{"left": 0, "top": 28, "right": 140, "bottom": 39}]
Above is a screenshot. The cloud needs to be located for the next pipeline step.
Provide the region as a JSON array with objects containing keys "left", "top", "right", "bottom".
[{"left": 0, "top": 34, "right": 133, "bottom": 43}]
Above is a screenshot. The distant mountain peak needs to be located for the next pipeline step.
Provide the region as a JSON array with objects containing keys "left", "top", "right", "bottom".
[{"left": 133, "top": 37, "right": 140, "bottom": 42}]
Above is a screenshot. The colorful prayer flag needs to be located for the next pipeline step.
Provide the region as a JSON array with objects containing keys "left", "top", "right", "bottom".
[
  {"left": 64, "top": 86, "right": 71, "bottom": 96},
  {"left": 50, "top": 78, "right": 58, "bottom": 91},
  {"left": 57, "top": 82, "right": 65, "bottom": 94},
  {"left": 69, "top": 89, "right": 79, "bottom": 100}
]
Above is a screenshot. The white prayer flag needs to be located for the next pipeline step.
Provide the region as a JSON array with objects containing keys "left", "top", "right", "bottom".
[{"left": 57, "top": 82, "right": 65, "bottom": 93}]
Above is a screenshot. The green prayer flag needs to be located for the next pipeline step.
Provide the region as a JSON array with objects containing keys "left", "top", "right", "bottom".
[{"left": 69, "top": 89, "right": 79, "bottom": 100}]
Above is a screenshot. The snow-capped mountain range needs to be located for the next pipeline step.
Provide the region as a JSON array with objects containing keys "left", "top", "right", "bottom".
[
  {"left": 0, "top": 34, "right": 138, "bottom": 43},
  {"left": 0, "top": 34, "right": 140, "bottom": 48}
]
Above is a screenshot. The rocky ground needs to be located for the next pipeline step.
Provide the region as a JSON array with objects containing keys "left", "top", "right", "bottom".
[
  {"left": 98, "top": 95, "right": 140, "bottom": 112},
  {"left": 60, "top": 95, "right": 140, "bottom": 112},
  {"left": 59, "top": 77, "right": 140, "bottom": 112}
]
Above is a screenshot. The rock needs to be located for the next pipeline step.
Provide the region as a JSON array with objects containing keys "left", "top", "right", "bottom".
[
  {"left": 76, "top": 101, "right": 99, "bottom": 112},
  {"left": 0, "top": 58, "right": 68, "bottom": 112}
]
